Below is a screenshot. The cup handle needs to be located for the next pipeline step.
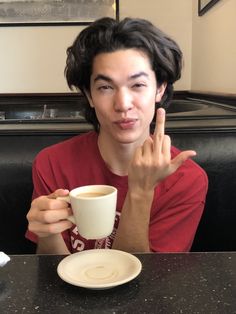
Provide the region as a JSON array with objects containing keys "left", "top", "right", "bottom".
[{"left": 57, "top": 196, "right": 76, "bottom": 225}]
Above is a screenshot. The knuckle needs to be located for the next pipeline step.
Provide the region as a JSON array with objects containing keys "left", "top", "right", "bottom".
[
  {"left": 44, "top": 209, "right": 62, "bottom": 224},
  {"left": 47, "top": 221, "right": 68, "bottom": 234},
  {"left": 47, "top": 224, "right": 57, "bottom": 234},
  {"left": 153, "top": 159, "right": 161, "bottom": 167},
  {"left": 144, "top": 137, "right": 153, "bottom": 145},
  {"left": 27, "top": 220, "right": 40, "bottom": 234},
  {"left": 26, "top": 206, "right": 37, "bottom": 222},
  {"left": 27, "top": 222, "right": 33, "bottom": 232},
  {"left": 47, "top": 199, "right": 57, "bottom": 210},
  {"left": 31, "top": 195, "right": 44, "bottom": 207},
  {"left": 26, "top": 211, "right": 32, "bottom": 221},
  {"left": 132, "top": 158, "right": 142, "bottom": 168},
  {"left": 153, "top": 158, "right": 168, "bottom": 169},
  {"left": 31, "top": 198, "right": 37, "bottom": 207},
  {"left": 157, "top": 133, "right": 164, "bottom": 141},
  {"left": 43, "top": 210, "right": 53, "bottom": 223},
  {"left": 164, "top": 134, "right": 170, "bottom": 142}
]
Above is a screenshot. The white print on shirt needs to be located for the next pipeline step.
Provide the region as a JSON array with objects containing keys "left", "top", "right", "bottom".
[
  {"left": 70, "top": 211, "right": 121, "bottom": 252},
  {"left": 115, "top": 211, "right": 121, "bottom": 223},
  {"left": 72, "top": 225, "right": 79, "bottom": 235},
  {"left": 71, "top": 236, "right": 85, "bottom": 251},
  {"left": 94, "top": 227, "right": 116, "bottom": 249}
]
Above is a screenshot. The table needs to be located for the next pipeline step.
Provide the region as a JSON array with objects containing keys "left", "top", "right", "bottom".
[{"left": 1, "top": 252, "right": 236, "bottom": 313}]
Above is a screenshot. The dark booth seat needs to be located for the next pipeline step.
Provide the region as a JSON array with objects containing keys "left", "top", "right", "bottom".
[
  {"left": 171, "top": 132, "right": 236, "bottom": 252},
  {"left": 0, "top": 127, "right": 235, "bottom": 254},
  {"left": 0, "top": 134, "right": 72, "bottom": 254}
]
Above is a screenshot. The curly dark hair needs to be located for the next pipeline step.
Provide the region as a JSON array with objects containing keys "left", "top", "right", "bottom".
[{"left": 65, "top": 17, "right": 183, "bottom": 132}]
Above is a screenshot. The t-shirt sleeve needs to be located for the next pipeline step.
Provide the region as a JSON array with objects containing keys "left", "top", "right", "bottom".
[{"left": 149, "top": 161, "right": 208, "bottom": 252}]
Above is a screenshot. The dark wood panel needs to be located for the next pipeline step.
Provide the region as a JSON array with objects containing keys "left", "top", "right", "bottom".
[{"left": 186, "top": 91, "right": 236, "bottom": 106}]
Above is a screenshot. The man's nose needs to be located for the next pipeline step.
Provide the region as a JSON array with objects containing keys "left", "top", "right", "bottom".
[{"left": 113, "top": 89, "right": 133, "bottom": 112}]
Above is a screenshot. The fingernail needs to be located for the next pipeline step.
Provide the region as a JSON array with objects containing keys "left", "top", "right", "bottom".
[{"left": 157, "top": 108, "right": 165, "bottom": 115}]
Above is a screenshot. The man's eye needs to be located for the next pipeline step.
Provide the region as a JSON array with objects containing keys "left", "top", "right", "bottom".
[
  {"left": 133, "top": 83, "right": 146, "bottom": 88},
  {"left": 99, "top": 85, "right": 112, "bottom": 90}
]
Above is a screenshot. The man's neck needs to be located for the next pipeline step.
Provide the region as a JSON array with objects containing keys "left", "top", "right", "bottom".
[{"left": 97, "top": 134, "right": 141, "bottom": 176}]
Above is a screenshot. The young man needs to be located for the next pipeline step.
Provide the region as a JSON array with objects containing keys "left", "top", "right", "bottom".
[{"left": 26, "top": 17, "right": 208, "bottom": 254}]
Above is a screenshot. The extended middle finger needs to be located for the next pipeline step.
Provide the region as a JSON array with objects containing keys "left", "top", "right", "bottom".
[{"left": 153, "top": 108, "right": 166, "bottom": 152}]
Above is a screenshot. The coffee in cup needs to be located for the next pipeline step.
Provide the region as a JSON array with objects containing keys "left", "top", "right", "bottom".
[{"left": 75, "top": 192, "right": 106, "bottom": 198}]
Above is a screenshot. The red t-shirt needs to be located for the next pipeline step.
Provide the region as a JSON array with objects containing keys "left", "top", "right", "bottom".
[{"left": 26, "top": 131, "right": 208, "bottom": 252}]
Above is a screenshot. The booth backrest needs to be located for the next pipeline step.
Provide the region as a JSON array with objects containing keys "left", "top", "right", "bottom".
[
  {"left": 171, "top": 132, "right": 236, "bottom": 251},
  {"left": 1, "top": 130, "right": 235, "bottom": 254},
  {"left": 0, "top": 134, "right": 71, "bottom": 254}
]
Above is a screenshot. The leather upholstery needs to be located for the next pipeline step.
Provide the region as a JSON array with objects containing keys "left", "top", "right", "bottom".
[
  {"left": 0, "top": 134, "right": 71, "bottom": 254},
  {"left": 170, "top": 132, "right": 236, "bottom": 251},
  {"left": 0, "top": 130, "right": 235, "bottom": 253}
]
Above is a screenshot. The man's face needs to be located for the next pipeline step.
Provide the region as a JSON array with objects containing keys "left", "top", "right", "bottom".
[{"left": 87, "top": 49, "right": 166, "bottom": 145}]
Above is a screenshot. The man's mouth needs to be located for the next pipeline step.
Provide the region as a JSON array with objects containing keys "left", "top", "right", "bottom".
[{"left": 114, "top": 118, "right": 138, "bottom": 129}]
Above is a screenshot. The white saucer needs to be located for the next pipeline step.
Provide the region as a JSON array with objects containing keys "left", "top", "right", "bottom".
[{"left": 57, "top": 249, "right": 142, "bottom": 289}]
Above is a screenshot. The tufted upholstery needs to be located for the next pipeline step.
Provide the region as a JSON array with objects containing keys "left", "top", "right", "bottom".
[{"left": 0, "top": 129, "right": 235, "bottom": 254}]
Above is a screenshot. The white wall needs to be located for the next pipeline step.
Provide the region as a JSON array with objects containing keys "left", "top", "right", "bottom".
[
  {"left": 4, "top": 0, "right": 236, "bottom": 95},
  {"left": 0, "top": 0, "right": 192, "bottom": 93},
  {"left": 192, "top": 0, "right": 236, "bottom": 94},
  {"left": 0, "top": 26, "right": 84, "bottom": 93}
]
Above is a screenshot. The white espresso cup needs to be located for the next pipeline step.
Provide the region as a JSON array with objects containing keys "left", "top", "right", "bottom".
[{"left": 58, "top": 185, "right": 117, "bottom": 240}]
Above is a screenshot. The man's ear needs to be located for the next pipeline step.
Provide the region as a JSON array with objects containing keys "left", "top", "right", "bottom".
[
  {"left": 84, "top": 90, "right": 94, "bottom": 108},
  {"left": 155, "top": 82, "right": 167, "bottom": 102}
]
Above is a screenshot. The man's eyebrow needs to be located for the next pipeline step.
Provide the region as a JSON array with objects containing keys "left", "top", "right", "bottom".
[
  {"left": 94, "top": 74, "right": 112, "bottom": 83},
  {"left": 129, "top": 71, "right": 149, "bottom": 80},
  {"left": 93, "top": 72, "right": 149, "bottom": 83}
]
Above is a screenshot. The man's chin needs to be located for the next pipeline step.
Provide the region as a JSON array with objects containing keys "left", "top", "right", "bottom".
[{"left": 116, "top": 134, "right": 144, "bottom": 145}]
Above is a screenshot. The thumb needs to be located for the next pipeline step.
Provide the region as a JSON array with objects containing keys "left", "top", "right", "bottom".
[
  {"left": 171, "top": 150, "right": 196, "bottom": 171},
  {"left": 48, "top": 189, "right": 70, "bottom": 199}
]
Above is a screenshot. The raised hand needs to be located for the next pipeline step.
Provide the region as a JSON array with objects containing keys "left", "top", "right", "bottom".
[{"left": 128, "top": 108, "right": 196, "bottom": 193}]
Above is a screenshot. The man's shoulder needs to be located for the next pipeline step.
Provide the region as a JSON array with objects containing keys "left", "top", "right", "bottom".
[
  {"left": 171, "top": 145, "right": 208, "bottom": 185},
  {"left": 157, "top": 146, "right": 208, "bottom": 203}
]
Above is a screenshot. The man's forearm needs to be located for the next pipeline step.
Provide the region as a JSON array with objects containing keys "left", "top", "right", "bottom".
[
  {"left": 36, "top": 234, "right": 70, "bottom": 255},
  {"left": 112, "top": 190, "right": 154, "bottom": 252}
]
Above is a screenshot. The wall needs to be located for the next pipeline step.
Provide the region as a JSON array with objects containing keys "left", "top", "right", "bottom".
[
  {"left": 192, "top": 0, "right": 236, "bottom": 94},
  {"left": 0, "top": 26, "right": 84, "bottom": 93},
  {"left": 119, "top": 0, "right": 192, "bottom": 92},
  {"left": 2, "top": 1, "right": 235, "bottom": 95},
  {"left": 0, "top": 0, "right": 192, "bottom": 93}
]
